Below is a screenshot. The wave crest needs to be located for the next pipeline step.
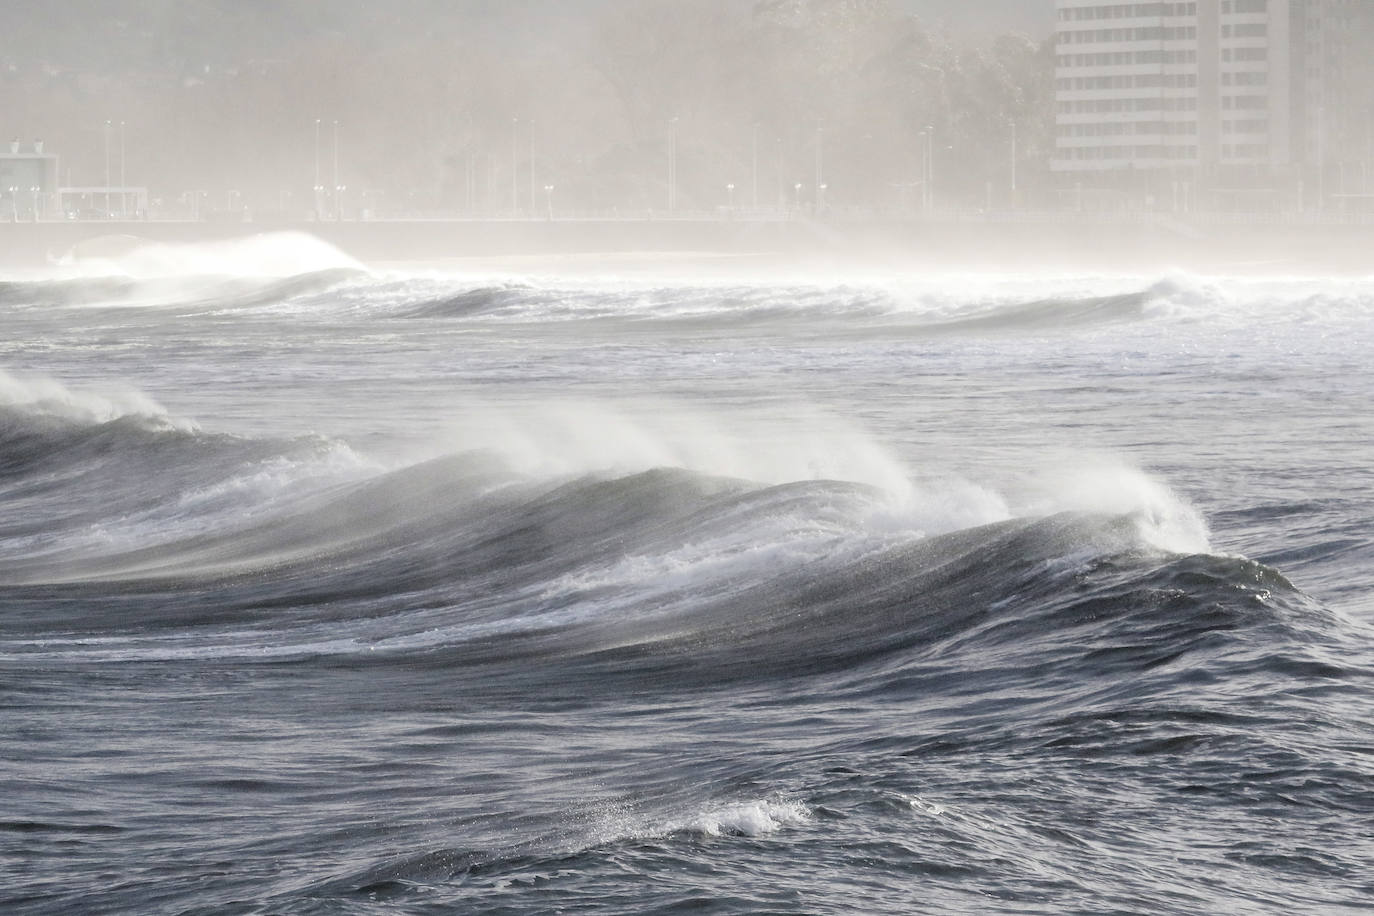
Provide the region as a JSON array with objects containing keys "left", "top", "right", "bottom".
[{"left": 0, "top": 368, "right": 191, "bottom": 431}]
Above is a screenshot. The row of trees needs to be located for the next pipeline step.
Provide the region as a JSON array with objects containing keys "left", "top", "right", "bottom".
[{"left": 1, "top": 0, "right": 1055, "bottom": 215}]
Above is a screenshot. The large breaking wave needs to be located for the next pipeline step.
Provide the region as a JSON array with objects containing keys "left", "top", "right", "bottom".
[{"left": 4, "top": 368, "right": 1324, "bottom": 710}]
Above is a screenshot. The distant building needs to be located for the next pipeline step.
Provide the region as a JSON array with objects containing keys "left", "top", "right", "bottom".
[
  {"left": 1051, "top": 0, "right": 1358, "bottom": 210},
  {"left": 0, "top": 140, "right": 59, "bottom": 219}
]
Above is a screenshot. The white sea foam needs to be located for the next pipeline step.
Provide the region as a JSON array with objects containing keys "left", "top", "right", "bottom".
[
  {"left": 676, "top": 798, "right": 811, "bottom": 838},
  {"left": 50, "top": 231, "right": 364, "bottom": 280},
  {"left": 1006, "top": 453, "right": 1211, "bottom": 555},
  {"left": 569, "top": 795, "right": 811, "bottom": 849},
  {"left": 435, "top": 398, "right": 916, "bottom": 498},
  {"left": 0, "top": 368, "right": 194, "bottom": 430}
]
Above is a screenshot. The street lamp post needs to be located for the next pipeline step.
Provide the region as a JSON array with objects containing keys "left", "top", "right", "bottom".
[
  {"left": 1009, "top": 118, "right": 1018, "bottom": 205},
  {"left": 752, "top": 122, "right": 759, "bottom": 210},
  {"left": 313, "top": 118, "right": 321, "bottom": 215},
  {"left": 668, "top": 117, "right": 679, "bottom": 213},
  {"left": 775, "top": 136, "right": 783, "bottom": 211},
  {"left": 103, "top": 120, "right": 111, "bottom": 216},
  {"left": 332, "top": 120, "right": 340, "bottom": 218},
  {"left": 815, "top": 123, "right": 824, "bottom": 196},
  {"left": 119, "top": 120, "right": 126, "bottom": 217},
  {"left": 511, "top": 117, "right": 520, "bottom": 215},
  {"left": 922, "top": 127, "right": 935, "bottom": 213}
]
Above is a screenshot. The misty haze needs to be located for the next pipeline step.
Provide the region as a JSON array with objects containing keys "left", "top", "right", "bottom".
[{"left": 2, "top": 3, "right": 1372, "bottom": 914}]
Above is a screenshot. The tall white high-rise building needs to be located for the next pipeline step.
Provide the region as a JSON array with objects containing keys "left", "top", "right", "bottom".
[{"left": 1052, "top": 0, "right": 1354, "bottom": 202}]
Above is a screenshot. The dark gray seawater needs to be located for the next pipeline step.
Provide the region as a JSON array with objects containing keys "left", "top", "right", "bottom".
[{"left": 2, "top": 235, "right": 1372, "bottom": 914}]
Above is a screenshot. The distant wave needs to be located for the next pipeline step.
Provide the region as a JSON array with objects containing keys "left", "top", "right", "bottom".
[
  {"left": 289, "top": 271, "right": 1374, "bottom": 332},
  {"left": 48, "top": 231, "right": 365, "bottom": 279},
  {"left": 5, "top": 261, "right": 1373, "bottom": 331}
]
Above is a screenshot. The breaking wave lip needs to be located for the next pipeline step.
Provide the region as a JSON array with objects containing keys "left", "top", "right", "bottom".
[
  {"left": 1, "top": 376, "right": 1275, "bottom": 684},
  {"left": 0, "top": 232, "right": 368, "bottom": 311},
  {"left": 49, "top": 231, "right": 365, "bottom": 280},
  {"left": 292, "top": 794, "right": 812, "bottom": 904},
  {"left": 310, "top": 273, "right": 1171, "bottom": 331},
  {"left": 0, "top": 454, "right": 1241, "bottom": 671},
  {"left": 0, "top": 367, "right": 187, "bottom": 430},
  {"left": 0, "top": 369, "right": 375, "bottom": 570},
  {"left": 310, "top": 269, "right": 1374, "bottom": 332},
  {"left": 0, "top": 266, "right": 363, "bottom": 312}
]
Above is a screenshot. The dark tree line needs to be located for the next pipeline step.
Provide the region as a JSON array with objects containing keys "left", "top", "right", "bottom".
[{"left": 0, "top": 0, "right": 1056, "bottom": 215}]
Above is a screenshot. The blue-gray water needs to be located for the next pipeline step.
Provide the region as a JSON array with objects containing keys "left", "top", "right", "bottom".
[{"left": 2, "top": 235, "right": 1372, "bottom": 914}]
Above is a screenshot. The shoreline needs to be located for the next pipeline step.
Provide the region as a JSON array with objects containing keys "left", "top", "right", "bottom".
[{"left": 2, "top": 215, "right": 1372, "bottom": 276}]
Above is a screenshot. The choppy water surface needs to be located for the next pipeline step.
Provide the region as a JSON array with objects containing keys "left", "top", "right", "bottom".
[{"left": 2, "top": 235, "right": 1372, "bottom": 914}]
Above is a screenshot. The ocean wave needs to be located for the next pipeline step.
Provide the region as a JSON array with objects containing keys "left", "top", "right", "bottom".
[
  {"left": 241, "top": 268, "right": 1374, "bottom": 335},
  {"left": 0, "top": 447, "right": 1283, "bottom": 681},
  {"left": 49, "top": 231, "right": 365, "bottom": 280},
  {"left": 0, "top": 371, "right": 371, "bottom": 569},
  {"left": 0, "top": 367, "right": 190, "bottom": 432},
  {"left": 10, "top": 260, "right": 1372, "bottom": 332}
]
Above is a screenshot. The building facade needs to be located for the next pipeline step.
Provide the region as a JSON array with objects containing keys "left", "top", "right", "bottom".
[
  {"left": 1052, "top": 0, "right": 1356, "bottom": 208},
  {"left": 0, "top": 140, "right": 59, "bottom": 219}
]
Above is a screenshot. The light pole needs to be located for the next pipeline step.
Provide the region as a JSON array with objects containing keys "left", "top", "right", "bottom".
[
  {"left": 119, "top": 120, "right": 126, "bottom": 217},
  {"left": 1317, "top": 104, "right": 1326, "bottom": 213},
  {"left": 815, "top": 123, "right": 824, "bottom": 197},
  {"left": 511, "top": 117, "right": 519, "bottom": 215},
  {"left": 313, "top": 118, "right": 321, "bottom": 214},
  {"left": 331, "top": 120, "right": 340, "bottom": 218},
  {"left": 103, "top": 119, "right": 111, "bottom": 216},
  {"left": 668, "top": 117, "right": 679, "bottom": 213},
  {"left": 752, "top": 122, "right": 759, "bottom": 210},
  {"left": 776, "top": 136, "right": 783, "bottom": 210},
  {"left": 922, "top": 126, "right": 935, "bottom": 213},
  {"left": 1009, "top": 117, "right": 1018, "bottom": 207}
]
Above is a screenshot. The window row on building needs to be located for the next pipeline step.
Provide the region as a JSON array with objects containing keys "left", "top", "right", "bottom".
[
  {"left": 1059, "top": 120, "right": 1200, "bottom": 137},
  {"left": 1059, "top": 26, "right": 1198, "bottom": 43},
  {"left": 1058, "top": 3, "right": 1198, "bottom": 21},
  {"left": 1057, "top": 73, "right": 1200, "bottom": 90},
  {"left": 1059, "top": 97, "right": 1201, "bottom": 113},
  {"left": 1060, "top": 145, "right": 1200, "bottom": 160},
  {"left": 1057, "top": 50, "right": 1198, "bottom": 67}
]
